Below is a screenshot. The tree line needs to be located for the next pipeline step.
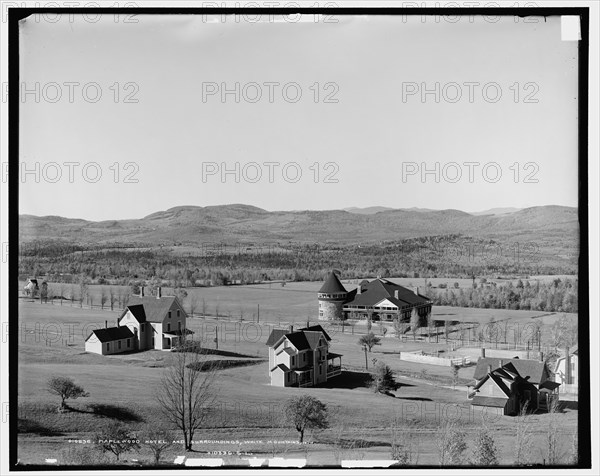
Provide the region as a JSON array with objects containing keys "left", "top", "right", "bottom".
[{"left": 19, "top": 234, "right": 576, "bottom": 288}]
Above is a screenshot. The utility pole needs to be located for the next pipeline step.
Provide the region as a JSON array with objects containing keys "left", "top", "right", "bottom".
[
  {"left": 364, "top": 346, "right": 368, "bottom": 370},
  {"left": 214, "top": 326, "right": 219, "bottom": 350}
]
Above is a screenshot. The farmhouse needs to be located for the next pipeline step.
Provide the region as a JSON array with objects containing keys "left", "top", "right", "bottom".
[
  {"left": 554, "top": 346, "right": 578, "bottom": 394},
  {"left": 85, "top": 287, "right": 192, "bottom": 355},
  {"left": 470, "top": 358, "right": 560, "bottom": 415},
  {"left": 85, "top": 326, "right": 135, "bottom": 355},
  {"left": 318, "top": 271, "right": 432, "bottom": 322},
  {"left": 266, "top": 325, "right": 342, "bottom": 387},
  {"left": 23, "top": 278, "right": 39, "bottom": 297}
]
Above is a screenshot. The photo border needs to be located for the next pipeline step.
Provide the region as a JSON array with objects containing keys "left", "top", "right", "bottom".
[{"left": 7, "top": 5, "right": 591, "bottom": 471}]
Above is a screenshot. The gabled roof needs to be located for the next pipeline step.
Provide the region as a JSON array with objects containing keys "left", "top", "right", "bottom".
[
  {"left": 318, "top": 272, "right": 347, "bottom": 294},
  {"left": 125, "top": 296, "right": 181, "bottom": 323},
  {"left": 270, "top": 363, "right": 290, "bottom": 372},
  {"left": 285, "top": 332, "right": 311, "bottom": 351},
  {"left": 300, "top": 325, "right": 331, "bottom": 341},
  {"left": 345, "top": 278, "right": 430, "bottom": 308},
  {"left": 265, "top": 329, "right": 288, "bottom": 346},
  {"left": 471, "top": 396, "right": 508, "bottom": 408},
  {"left": 303, "top": 331, "right": 326, "bottom": 350},
  {"left": 124, "top": 304, "right": 147, "bottom": 323},
  {"left": 266, "top": 327, "right": 331, "bottom": 350},
  {"left": 87, "top": 326, "right": 134, "bottom": 343},
  {"left": 473, "top": 358, "right": 549, "bottom": 385}
]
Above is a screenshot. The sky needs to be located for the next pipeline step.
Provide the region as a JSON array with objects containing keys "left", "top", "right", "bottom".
[{"left": 17, "top": 13, "right": 579, "bottom": 220}]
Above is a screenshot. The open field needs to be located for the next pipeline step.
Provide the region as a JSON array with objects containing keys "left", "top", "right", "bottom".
[
  {"left": 20, "top": 276, "right": 577, "bottom": 323},
  {"left": 16, "top": 299, "right": 578, "bottom": 467}
]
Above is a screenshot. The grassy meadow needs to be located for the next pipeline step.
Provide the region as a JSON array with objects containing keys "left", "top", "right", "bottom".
[{"left": 16, "top": 285, "right": 579, "bottom": 467}]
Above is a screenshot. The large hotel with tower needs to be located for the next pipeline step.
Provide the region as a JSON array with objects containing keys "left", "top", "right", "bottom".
[{"left": 317, "top": 271, "right": 433, "bottom": 323}]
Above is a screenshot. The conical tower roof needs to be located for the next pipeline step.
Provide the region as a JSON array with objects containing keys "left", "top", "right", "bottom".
[{"left": 318, "top": 272, "right": 347, "bottom": 294}]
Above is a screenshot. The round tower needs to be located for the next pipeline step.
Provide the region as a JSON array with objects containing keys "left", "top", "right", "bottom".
[{"left": 318, "top": 271, "right": 348, "bottom": 321}]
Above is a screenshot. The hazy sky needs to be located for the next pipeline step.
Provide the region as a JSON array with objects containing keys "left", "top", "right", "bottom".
[{"left": 18, "top": 13, "right": 579, "bottom": 220}]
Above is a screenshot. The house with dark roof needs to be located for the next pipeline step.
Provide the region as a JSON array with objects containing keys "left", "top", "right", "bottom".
[
  {"left": 470, "top": 358, "right": 560, "bottom": 414},
  {"left": 85, "top": 325, "right": 135, "bottom": 355},
  {"left": 266, "top": 325, "right": 341, "bottom": 387},
  {"left": 85, "top": 287, "right": 193, "bottom": 355},
  {"left": 317, "top": 271, "right": 432, "bottom": 323}
]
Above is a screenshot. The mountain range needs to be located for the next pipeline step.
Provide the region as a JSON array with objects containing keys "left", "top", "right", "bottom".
[{"left": 19, "top": 204, "right": 579, "bottom": 247}]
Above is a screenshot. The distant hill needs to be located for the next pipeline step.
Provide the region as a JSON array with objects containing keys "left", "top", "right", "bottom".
[
  {"left": 19, "top": 204, "right": 578, "bottom": 247},
  {"left": 343, "top": 206, "right": 395, "bottom": 215},
  {"left": 471, "top": 207, "right": 522, "bottom": 216},
  {"left": 344, "top": 206, "right": 435, "bottom": 214}
]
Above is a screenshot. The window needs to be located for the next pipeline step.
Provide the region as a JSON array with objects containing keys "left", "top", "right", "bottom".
[
  {"left": 118, "top": 341, "right": 122, "bottom": 350},
  {"left": 127, "top": 338, "right": 131, "bottom": 347},
  {"left": 167, "top": 323, "right": 171, "bottom": 332},
  {"left": 178, "top": 321, "right": 182, "bottom": 330},
  {"left": 141, "top": 323, "right": 145, "bottom": 332},
  {"left": 168, "top": 311, "right": 172, "bottom": 318},
  {"left": 291, "top": 356, "right": 295, "bottom": 367},
  {"left": 177, "top": 310, "right": 180, "bottom": 317},
  {"left": 106, "top": 343, "right": 110, "bottom": 352}
]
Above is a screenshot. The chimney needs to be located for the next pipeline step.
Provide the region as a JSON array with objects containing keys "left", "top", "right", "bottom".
[
  {"left": 414, "top": 287, "right": 419, "bottom": 296},
  {"left": 140, "top": 286, "right": 145, "bottom": 297},
  {"left": 539, "top": 351, "right": 544, "bottom": 362},
  {"left": 481, "top": 347, "right": 486, "bottom": 358},
  {"left": 499, "top": 359, "right": 503, "bottom": 368},
  {"left": 105, "top": 320, "right": 108, "bottom": 329},
  {"left": 157, "top": 287, "right": 162, "bottom": 299},
  {"left": 394, "top": 290, "right": 399, "bottom": 299},
  {"left": 357, "top": 286, "right": 362, "bottom": 294},
  {"left": 289, "top": 325, "right": 293, "bottom": 333},
  {"left": 487, "top": 364, "right": 492, "bottom": 374},
  {"left": 116, "top": 318, "right": 119, "bottom": 328}
]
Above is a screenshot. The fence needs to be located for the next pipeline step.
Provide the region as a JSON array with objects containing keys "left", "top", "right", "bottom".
[{"left": 398, "top": 350, "right": 471, "bottom": 367}]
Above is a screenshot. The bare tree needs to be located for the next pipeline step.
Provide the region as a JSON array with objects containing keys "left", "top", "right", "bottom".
[
  {"left": 109, "top": 287, "right": 117, "bottom": 311},
  {"left": 79, "top": 278, "right": 88, "bottom": 308},
  {"left": 59, "top": 282, "right": 66, "bottom": 306},
  {"left": 470, "top": 425, "right": 499, "bottom": 466},
  {"left": 390, "top": 416, "right": 420, "bottom": 465},
  {"left": 142, "top": 427, "right": 174, "bottom": 465},
  {"left": 544, "top": 397, "right": 566, "bottom": 465},
  {"left": 122, "top": 291, "right": 131, "bottom": 309},
  {"left": 410, "top": 309, "right": 420, "bottom": 341},
  {"left": 514, "top": 401, "right": 534, "bottom": 465},
  {"left": 187, "top": 293, "right": 200, "bottom": 318},
  {"left": 100, "top": 287, "right": 108, "bottom": 310},
  {"left": 436, "top": 421, "right": 467, "bottom": 466},
  {"left": 157, "top": 346, "right": 219, "bottom": 451},
  {"left": 69, "top": 283, "right": 76, "bottom": 305},
  {"left": 427, "top": 312, "right": 434, "bottom": 343},
  {"left": 96, "top": 422, "right": 140, "bottom": 461}
]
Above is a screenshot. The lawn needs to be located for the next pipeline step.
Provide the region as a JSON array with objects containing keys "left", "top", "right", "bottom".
[{"left": 15, "top": 299, "right": 578, "bottom": 467}]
